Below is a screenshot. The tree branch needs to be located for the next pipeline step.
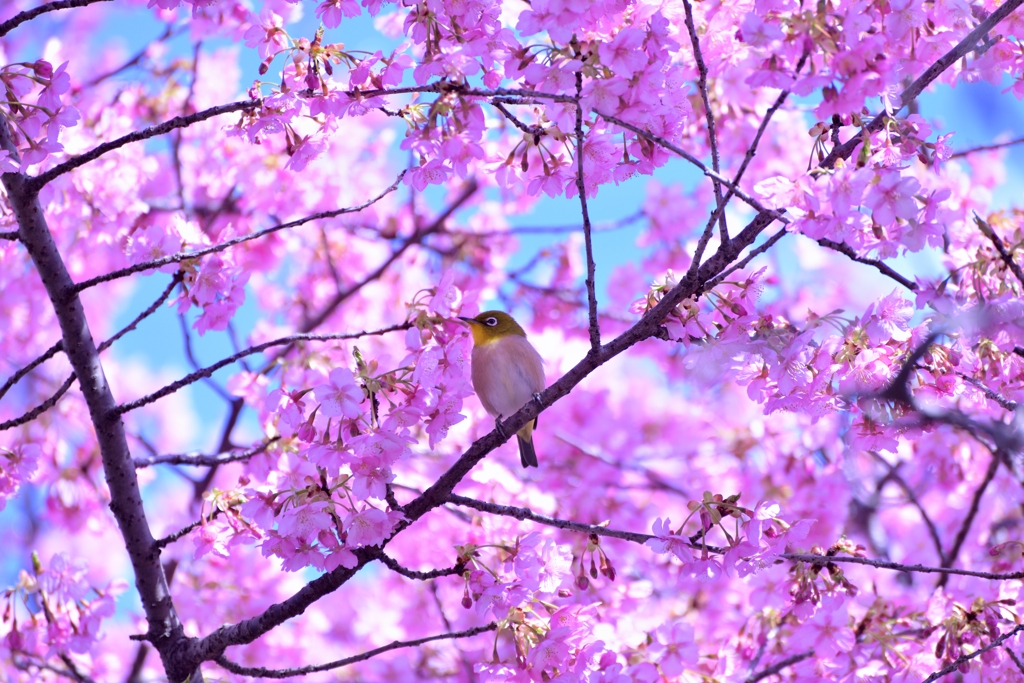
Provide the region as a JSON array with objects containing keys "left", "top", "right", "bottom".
[
  {"left": 10, "top": 651, "right": 98, "bottom": 683},
  {"left": 85, "top": 24, "right": 179, "bottom": 87},
  {"left": 0, "top": 374, "right": 75, "bottom": 432},
  {"left": 692, "top": 50, "right": 808, "bottom": 286},
  {"left": 0, "top": 0, "right": 111, "bottom": 38},
  {"left": 73, "top": 171, "right": 406, "bottom": 293},
  {"left": 490, "top": 99, "right": 536, "bottom": 133},
  {"left": 975, "top": 212, "right": 1024, "bottom": 289},
  {"left": 936, "top": 450, "right": 1001, "bottom": 588},
  {"left": 574, "top": 67, "right": 600, "bottom": 351},
  {"left": 781, "top": 552, "right": 1023, "bottom": 581},
  {"left": 0, "top": 119, "right": 188, "bottom": 680},
  {"left": 0, "top": 273, "right": 179, "bottom": 431},
  {"left": 743, "top": 650, "right": 814, "bottom": 683},
  {"left": 600, "top": 112, "right": 784, "bottom": 223},
  {"left": 819, "top": 0, "right": 1024, "bottom": 169},
  {"left": 213, "top": 623, "right": 497, "bottom": 678},
  {"left": 178, "top": 308, "right": 232, "bottom": 402},
  {"left": 0, "top": 339, "right": 62, "bottom": 402},
  {"left": 115, "top": 323, "right": 411, "bottom": 415},
  {"left": 99, "top": 274, "right": 181, "bottom": 353},
  {"left": 815, "top": 238, "right": 918, "bottom": 291},
  {"left": 732, "top": 50, "right": 809, "bottom": 191},
  {"left": 376, "top": 553, "right": 465, "bottom": 580},
  {"left": 682, "top": 0, "right": 728, "bottom": 242},
  {"left": 950, "top": 136, "right": 1024, "bottom": 158},
  {"left": 154, "top": 509, "right": 223, "bottom": 550},
  {"left": 294, "top": 179, "right": 475, "bottom": 339},
  {"left": 187, "top": 214, "right": 771, "bottom": 661},
  {"left": 1005, "top": 646, "right": 1024, "bottom": 674},
  {"left": 868, "top": 451, "right": 946, "bottom": 565},
  {"left": 958, "top": 373, "right": 1018, "bottom": 412},
  {"left": 705, "top": 228, "right": 788, "bottom": 290},
  {"left": 133, "top": 437, "right": 279, "bottom": 469},
  {"left": 922, "top": 624, "right": 1024, "bottom": 683},
  {"left": 447, "top": 494, "right": 653, "bottom": 544},
  {"left": 29, "top": 100, "right": 261, "bottom": 190}
]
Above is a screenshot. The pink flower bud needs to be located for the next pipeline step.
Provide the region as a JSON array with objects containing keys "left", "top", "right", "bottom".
[{"left": 33, "top": 60, "right": 53, "bottom": 78}]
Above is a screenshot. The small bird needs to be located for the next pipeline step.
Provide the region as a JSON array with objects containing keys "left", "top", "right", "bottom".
[{"left": 458, "top": 311, "right": 545, "bottom": 468}]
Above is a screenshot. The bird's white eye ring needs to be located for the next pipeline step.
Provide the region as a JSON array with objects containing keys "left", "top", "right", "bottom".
[{"left": 485, "top": 317, "right": 498, "bottom": 326}]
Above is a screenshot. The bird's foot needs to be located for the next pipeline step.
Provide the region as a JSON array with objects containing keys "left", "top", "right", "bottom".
[
  {"left": 532, "top": 392, "right": 543, "bottom": 406},
  {"left": 494, "top": 415, "right": 507, "bottom": 438}
]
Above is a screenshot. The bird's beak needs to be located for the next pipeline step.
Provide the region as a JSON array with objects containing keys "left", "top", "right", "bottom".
[{"left": 456, "top": 316, "right": 475, "bottom": 325}]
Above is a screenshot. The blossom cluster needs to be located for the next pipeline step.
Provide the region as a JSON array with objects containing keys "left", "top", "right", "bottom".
[{"left": 1, "top": 0, "right": 1024, "bottom": 681}]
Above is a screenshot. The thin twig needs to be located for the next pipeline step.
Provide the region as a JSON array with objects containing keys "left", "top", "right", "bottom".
[
  {"left": 600, "top": 113, "right": 784, "bottom": 224},
  {"left": 1005, "top": 646, "right": 1024, "bottom": 674},
  {"left": 213, "top": 623, "right": 498, "bottom": 678},
  {"left": 85, "top": 24, "right": 179, "bottom": 87},
  {"left": 682, "top": 0, "right": 728, "bottom": 242},
  {"left": 133, "top": 437, "right": 279, "bottom": 469},
  {"left": 29, "top": 100, "right": 260, "bottom": 190},
  {"left": 922, "top": 624, "right": 1024, "bottom": 683},
  {"left": 115, "top": 323, "right": 412, "bottom": 415},
  {"left": 819, "top": 0, "right": 1024, "bottom": 169},
  {"left": 295, "top": 178, "right": 474, "bottom": 336},
  {"left": 495, "top": 212, "right": 644, "bottom": 235},
  {"left": 695, "top": 47, "right": 806, "bottom": 286},
  {"left": 153, "top": 509, "right": 224, "bottom": 549},
  {"left": 0, "top": 231, "right": 18, "bottom": 240},
  {"left": 98, "top": 275, "right": 181, "bottom": 353},
  {"left": 490, "top": 100, "right": 535, "bottom": 134},
  {"left": 0, "top": 0, "right": 112, "bottom": 38},
  {"left": 449, "top": 495, "right": 1024, "bottom": 580},
  {"left": 0, "top": 340, "right": 63, "bottom": 402},
  {"left": 177, "top": 309, "right": 232, "bottom": 401},
  {"left": 950, "top": 136, "right": 1024, "bottom": 158},
  {"left": 731, "top": 49, "right": 810, "bottom": 191},
  {"left": 705, "top": 228, "right": 788, "bottom": 289},
  {"left": 743, "top": 650, "right": 814, "bottom": 683},
  {"left": 10, "top": 651, "right": 97, "bottom": 683},
  {"left": 937, "top": 450, "right": 1001, "bottom": 588},
  {"left": 574, "top": 66, "right": 600, "bottom": 351},
  {"left": 0, "top": 373, "right": 76, "bottom": 432},
  {"left": 975, "top": 212, "right": 1024, "bottom": 288},
  {"left": 815, "top": 238, "right": 918, "bottom": 290},
  {"left": 0, "top": 275, "right": 180, "bottom": 430},
  {"left": 73, "top": 171, "right": 406, "bottom": 292},
  {"left": 447, "top": 494, "right": 653, "bottom": 544},
  {"left": 376, "top": 553, "right": 465, "bottom": 580},
  {"left": 958, "top": 373, "right": 1018, "bottom": 412},
  {"left": 782, "top": 552, "right": 1023, "bottom": 580},
  {"left": 867, "top": 451, "right": 946, "bottom": 565}
]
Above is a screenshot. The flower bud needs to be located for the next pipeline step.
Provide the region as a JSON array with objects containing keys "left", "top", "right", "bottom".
[{"left": 33, "top": 60, "right": 53, "bottom": 78}]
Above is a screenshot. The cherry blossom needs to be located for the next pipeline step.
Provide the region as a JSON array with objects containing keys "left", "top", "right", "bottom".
[{"left": 2, "top": 0, "right": 1024, "bottom": 681}]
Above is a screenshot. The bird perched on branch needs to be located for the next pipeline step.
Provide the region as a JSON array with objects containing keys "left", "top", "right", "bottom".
[{"left": 458, "top": 311, "right": 545, "bottom": 468}]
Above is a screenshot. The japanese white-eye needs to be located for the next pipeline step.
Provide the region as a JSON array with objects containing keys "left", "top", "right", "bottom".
[{"left": 458, "top": 311, "right": 545, "bottom": 468}]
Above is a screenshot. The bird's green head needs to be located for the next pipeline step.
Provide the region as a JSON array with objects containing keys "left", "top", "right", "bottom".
[{"left": 457, "top": 310, "right": 527, "bottom": 346}]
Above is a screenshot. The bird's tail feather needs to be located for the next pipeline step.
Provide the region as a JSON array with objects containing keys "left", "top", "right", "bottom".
[
  {"left": 517, "top": 434, "right": 538, "bottom": 468},
  {"left": 516, "top": 419, "right": 539, "bottom": 468}
]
